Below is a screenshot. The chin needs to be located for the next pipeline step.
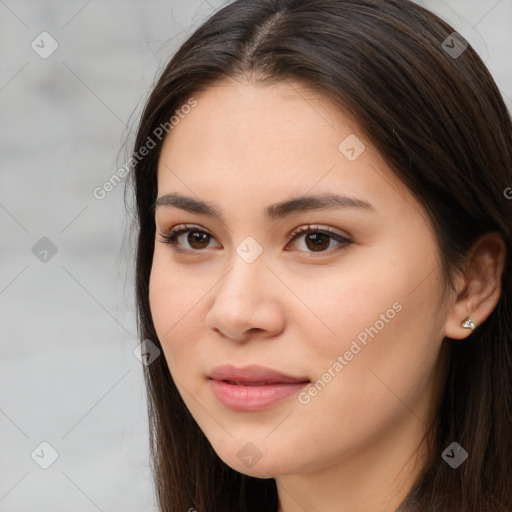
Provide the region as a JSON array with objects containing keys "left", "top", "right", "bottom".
[
  {"left": 228, "top": 459, "right": 282, "bottom": 479},
  {"left": 211, "top": 443, "right": 296, "bottom": 479}
]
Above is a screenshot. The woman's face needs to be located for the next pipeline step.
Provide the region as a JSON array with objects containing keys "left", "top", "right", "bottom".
[{"left": 149, "top": 78, "right": 452, "bottom": 479}]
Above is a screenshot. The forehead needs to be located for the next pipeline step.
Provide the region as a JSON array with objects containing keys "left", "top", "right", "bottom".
[
  {"left": 161, "top": 78, "right": 348, "bottom": 160},
  {"left": 155, "top": 78, "right": 422, "bottom": 222}
]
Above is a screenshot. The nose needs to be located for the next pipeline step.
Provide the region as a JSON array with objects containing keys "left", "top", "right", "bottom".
[{"left": 204, "top": 253, "right": 285, "bottom": 343}]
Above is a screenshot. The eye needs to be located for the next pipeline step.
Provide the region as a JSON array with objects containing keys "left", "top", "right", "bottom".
[
  {"left": 157, "top": 223, "right": 352, "bottom": 256},
  {"left": 285, "top": 224, "right": 352, "bottom": 256},
  {"left": 157, "top": 224, "right": 220, "bottom": 253}
]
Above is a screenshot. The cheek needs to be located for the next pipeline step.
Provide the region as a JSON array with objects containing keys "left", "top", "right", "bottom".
[
  {"left": 148, "top": 253, "right": 184, "bottom": 359},
  {"left": 148, "top": 253, "right": 172, "bottom": 338},
  {"left": 148, "top": 251, "right": 210, "bottom": 370},
  {"left": 291, "top": 254, "right": 405, "bottom": 351},
  {"left": 295, "top": 246, "right": 442, "bottom": 398}
]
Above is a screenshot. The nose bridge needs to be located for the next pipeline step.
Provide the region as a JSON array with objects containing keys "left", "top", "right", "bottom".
[
  {"left": 219, "top": 242, "right": 267, "bottom": 307},
  {"left": 205, "top": 242, "right": 281, "bottom": 339}
]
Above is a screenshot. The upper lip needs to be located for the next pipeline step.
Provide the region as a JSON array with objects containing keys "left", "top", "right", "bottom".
[{"left": 208, "top": 364, "right": 310, "bottom": 384}]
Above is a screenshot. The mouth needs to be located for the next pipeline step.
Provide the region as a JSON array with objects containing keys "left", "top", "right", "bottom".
[
  {"left": 221, "top": 380, "right": 297, "bottom": 386},
  {"left": 208, "top": 363, "right": 310, "bottom": 384},
  {"left": 207, "top": 364, "right": 310, "bottom": 411}
]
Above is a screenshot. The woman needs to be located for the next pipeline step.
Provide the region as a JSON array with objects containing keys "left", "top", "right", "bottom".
[{"left": 127, "top": 0, "right": 512, "bottom": 510}]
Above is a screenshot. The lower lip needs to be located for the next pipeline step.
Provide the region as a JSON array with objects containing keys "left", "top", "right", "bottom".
[{"left": 209, "top": 379, "right": 309, "bottom": 411}]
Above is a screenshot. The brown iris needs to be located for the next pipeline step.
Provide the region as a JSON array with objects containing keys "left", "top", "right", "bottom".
[
  {"left": 187, "top": 231, "right": 211, "bottom": 249},
  {"left": 305, "top": 232, "right": 331, "bottom": 252}
]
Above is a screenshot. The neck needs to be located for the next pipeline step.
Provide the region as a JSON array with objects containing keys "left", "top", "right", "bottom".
[{"left": 275, "top": 412, "right": 432, "bottom": 512}]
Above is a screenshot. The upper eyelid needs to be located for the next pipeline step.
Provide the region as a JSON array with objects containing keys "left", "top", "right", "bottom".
[
  {"left": 287, "top": 224, "right": 350, "bottom": 239},
  {"left": 165, "top": 223, "right": 349, "bottom": 238},
  {"left": 161, "top": 223, "right": 352, "bottom": 249}
]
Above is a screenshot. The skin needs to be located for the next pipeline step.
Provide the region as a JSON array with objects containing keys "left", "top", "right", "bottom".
[{"left": 148, "top": 77, "right": 505, "bottom": 512}]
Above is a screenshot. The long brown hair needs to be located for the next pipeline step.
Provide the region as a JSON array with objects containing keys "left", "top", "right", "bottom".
[{"left": 126, "top": 1, "right": 512, "bottom": 510}]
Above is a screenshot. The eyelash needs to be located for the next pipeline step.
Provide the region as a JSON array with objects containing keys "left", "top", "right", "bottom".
[{"left": 157, "top": 223, "right": 352, "bottom": 257}]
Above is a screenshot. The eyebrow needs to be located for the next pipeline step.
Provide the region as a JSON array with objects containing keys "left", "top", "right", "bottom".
[{"left": 153, "top": 192, "right": 375, "bottom": 222}]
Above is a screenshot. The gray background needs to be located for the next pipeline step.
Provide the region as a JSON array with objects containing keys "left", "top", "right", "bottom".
[{"left": 0, "top": 1, "right": 510, "bottom": 511}]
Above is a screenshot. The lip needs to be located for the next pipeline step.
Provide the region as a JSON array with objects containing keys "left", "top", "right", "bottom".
[
  {"left": 208, "top": 364, "right": 309, "bottom": 384},
  {"left": 208, "top": 364, "right": 310, "bottom": 411}
]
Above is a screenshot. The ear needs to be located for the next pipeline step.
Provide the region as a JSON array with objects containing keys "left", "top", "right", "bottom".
[{"left": 444, "top": 232, "right": 506, "bottom": 340}]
